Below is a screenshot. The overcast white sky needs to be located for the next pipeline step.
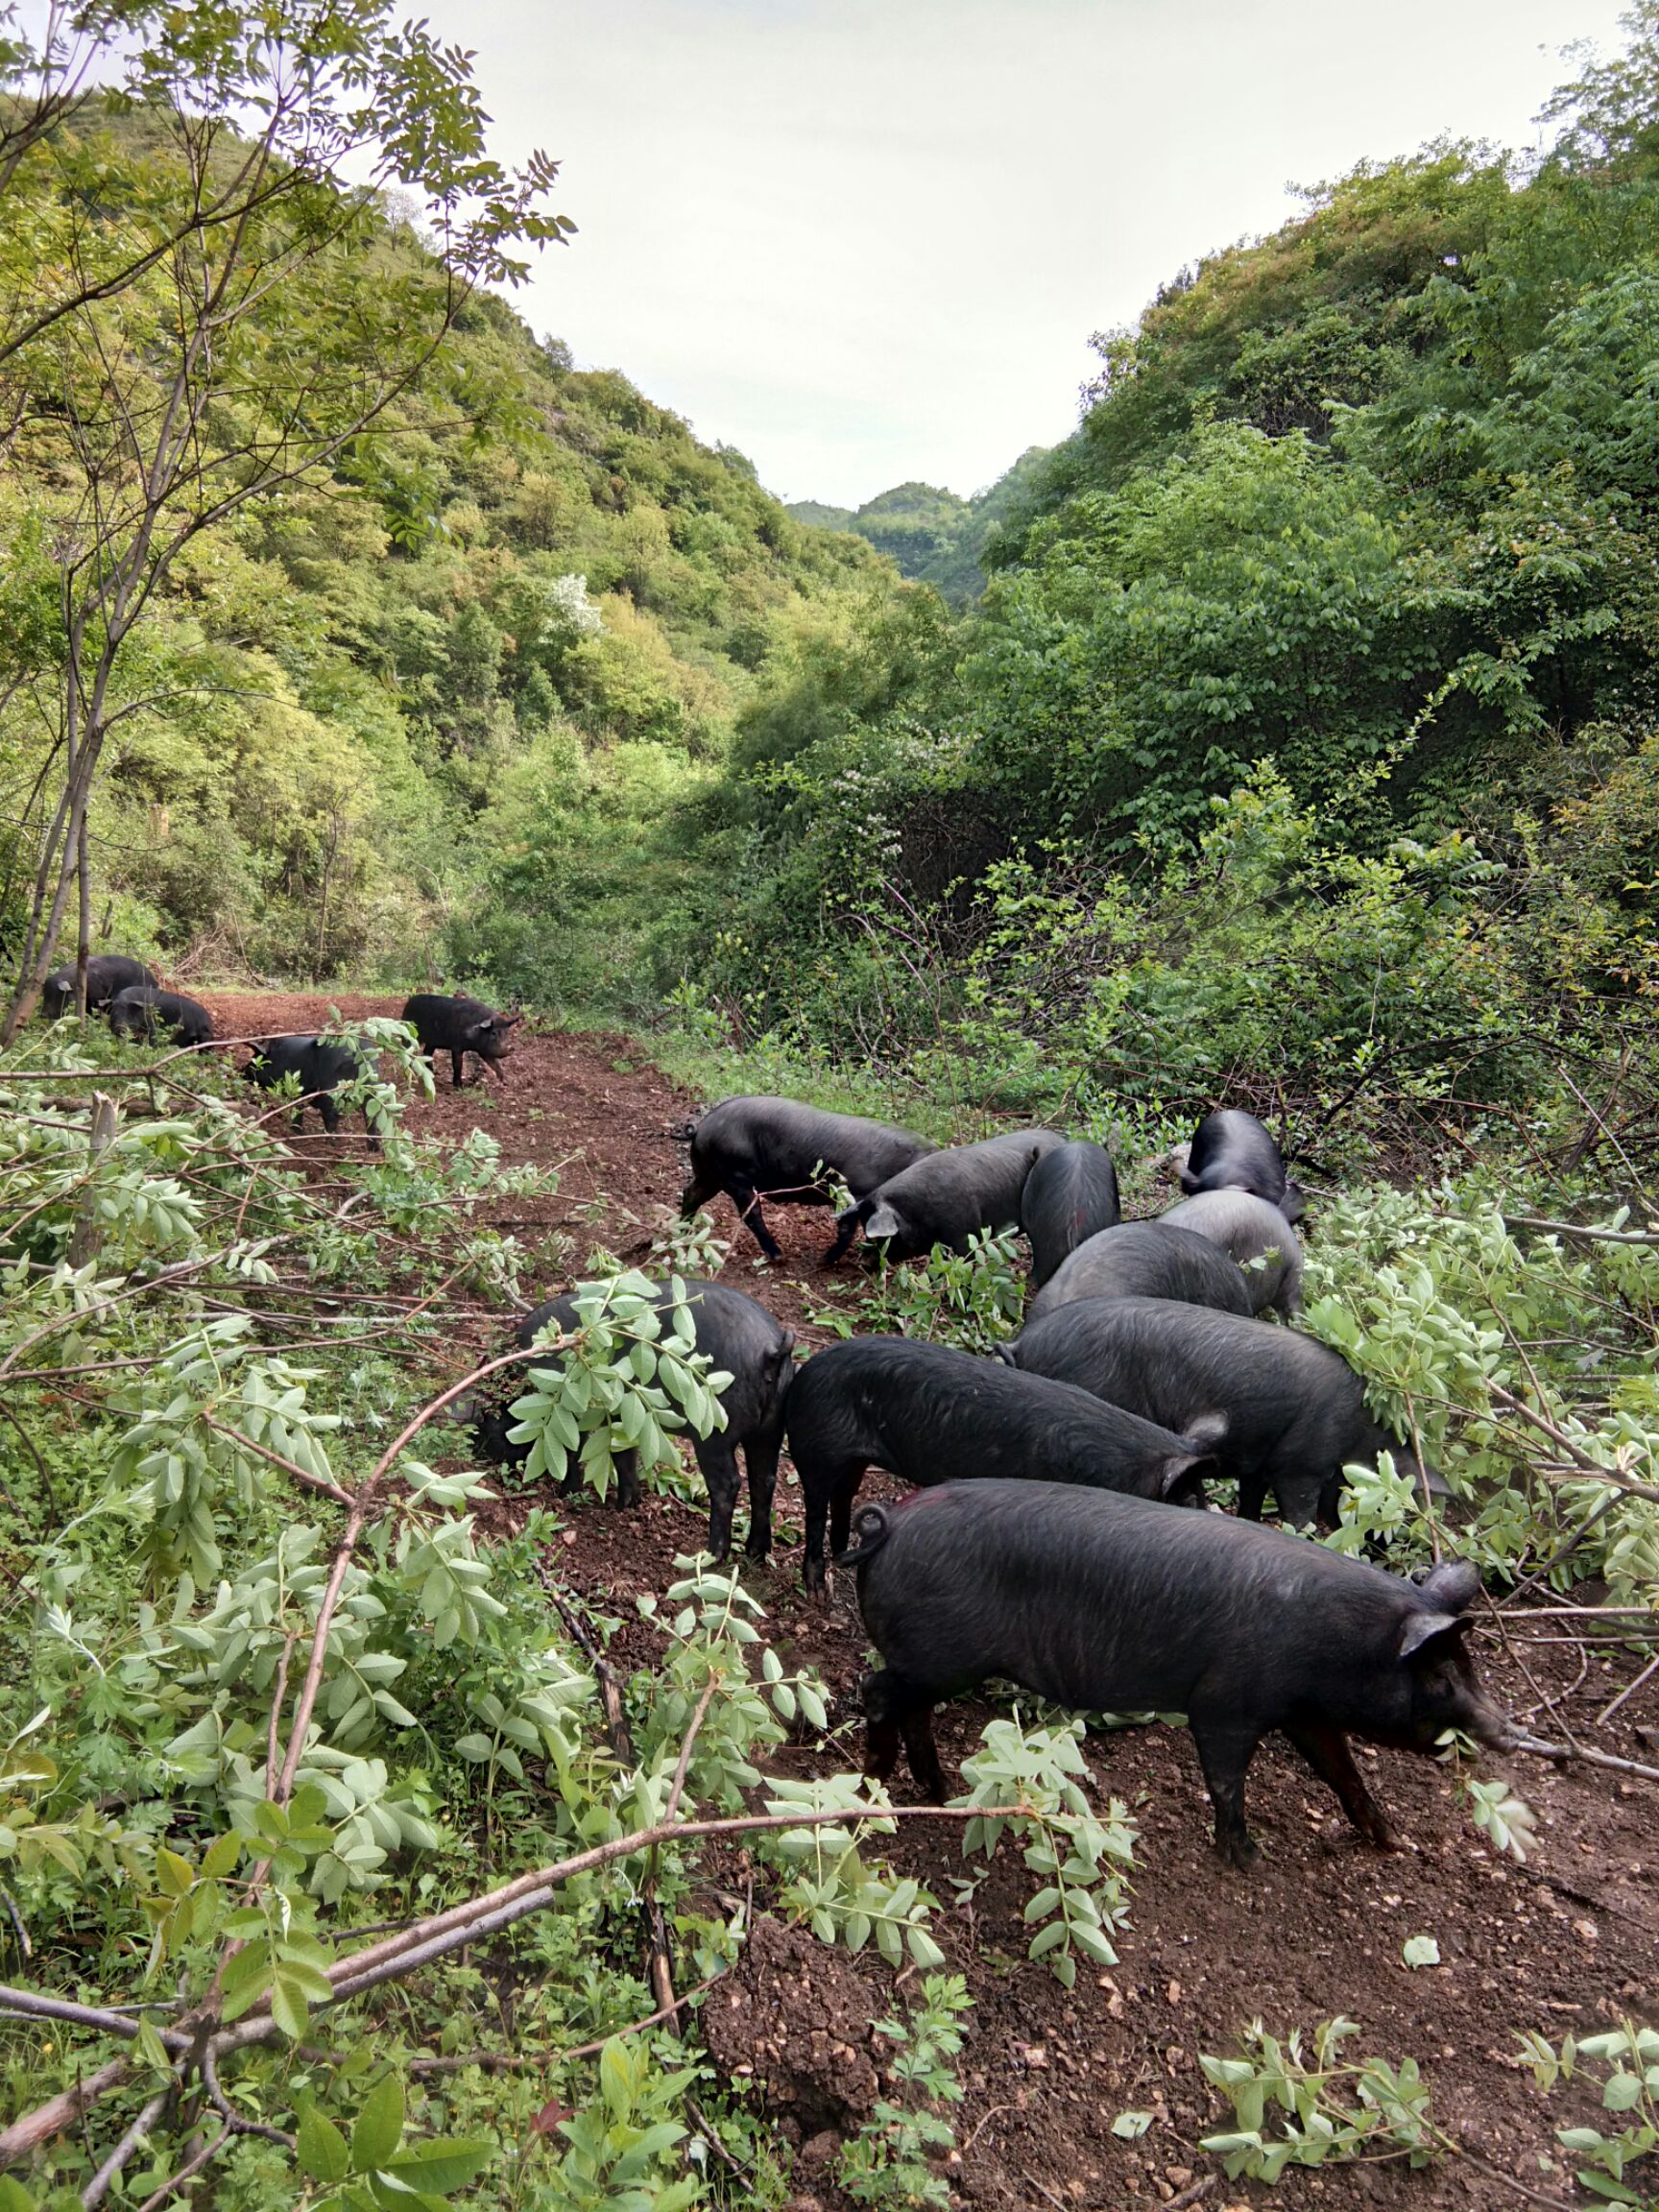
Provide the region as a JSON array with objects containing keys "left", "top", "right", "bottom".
[{"left": 421, "top": 0, "right": 1630, "bottom": 509}]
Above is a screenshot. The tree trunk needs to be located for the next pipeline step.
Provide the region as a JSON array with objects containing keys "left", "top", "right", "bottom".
[{"left": 75, "top": 812, "right": 90, "bottom": 1019}]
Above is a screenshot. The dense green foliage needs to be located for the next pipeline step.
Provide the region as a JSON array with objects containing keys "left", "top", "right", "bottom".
[
  {"left": 0, "top": 84, "right": 908, "bottom": 1007},
  {"left": 0, "top": 1029, "right": 1165, "bottom": 2206},
  {"left": 678, "top": 22, "right": 1659, "bottom": 1164}
]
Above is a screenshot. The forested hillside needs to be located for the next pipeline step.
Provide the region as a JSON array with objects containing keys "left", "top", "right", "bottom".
[
  {"left": 0, "top": 90, "right": 908, "bottom": 1012},
  {"left": 685, "top": 26, "right": 1659, "bottom": 1158}
]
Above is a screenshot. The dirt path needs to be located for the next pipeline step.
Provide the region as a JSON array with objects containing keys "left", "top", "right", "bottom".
[{"left": 195, "top": 993, "right": 1658, "bottom": 2212}]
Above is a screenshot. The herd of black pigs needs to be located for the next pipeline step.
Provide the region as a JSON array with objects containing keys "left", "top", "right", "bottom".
[{"left": 43, "top": 954, "right": 1518, "bottom": 1872}]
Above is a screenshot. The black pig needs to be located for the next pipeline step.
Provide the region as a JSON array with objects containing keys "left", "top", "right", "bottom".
[
  {"left": 1160, "top": 1190, "right": 1303, "bottom": 1316},
  {"left": 784, "top": 1334, "right": 1214, "bottom": 1590},
  {"left": 1020, "top": 1140, "right": 1120, "bottom": 1288},
  {"left": 108, "top": 986, "right": 213, "bottom": 1047},
  {"left": 482, "top": 1278, "right": 794, "bottom": 1559},
  {"left": 42, "top": 954, "right": 157, "bottom": 1019},
  {"left": 681, "top": 1095, "right": 935, "bottom": 1261},
  {"left": 400, "top": 993, "right": 521, "bottom": 1089},
  {"left": 843, "top": 1480, "right": 1512, "bottom": 1864},
  {"left": 1027, "top": 1220, "right": 1254, "bottom": 1323},
  {"left": 1008, "top": 1295, "right": 1436, "bottom": 1525},
  {"left": 244, "top": 1036, "right": 378, "bottom": 1140},
  {"left": 1181, "top": 1107, "right": 1305, "bottom": 1223},
  {"left": 830, "top": 1129, "right": 1064, "bottom": 1264}
]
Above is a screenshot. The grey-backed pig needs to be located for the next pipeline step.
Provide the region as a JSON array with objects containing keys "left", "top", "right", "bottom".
[
  {"left": 1008, "top": 1294, "right": 1437, "bottom": 1526},
  {"left": 842, "top": 1479, "right": 1512, "bottom": 1864},
  {"left": 1161, "top": 1189, "right": 1303, "bottom": 1316},
  {"left": 830, "top": 1128, "right": 1064, "bottom": 1264},
  {"left": 1027, "top": 1219, "right": 1254, "bottom": 1323},
  {"left": 783, "top": 1334, "right": 1213, "bottom": 1589},
  {"left": 1020, "top": 1140, "right": 1120, "bottom": 1288},
  {"left": 108, "top": 986, "right": 213, "bottom": 1047},
  {"left": 42, "top": 953, "right": 157, "bottom": 1019},
  {"left": 400, "top": 993, "right": 521, "bottom": 1089},
  {"left": 1181, "top": 1106, "right": 1305, "bottom": 1223},
  {"left": 244, "top": 1036, "right": 378, "bottom": 1140},
  {"left": 481, "top": 1279, "right": 794, "bottom": 1560},
  {"left": 681, "top": 1095, "right": 935, "bottom": 1261}
]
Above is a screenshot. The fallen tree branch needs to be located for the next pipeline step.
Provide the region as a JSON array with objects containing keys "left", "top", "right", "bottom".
[
  {"left": 1503, "top": 1215, "right": 1659, "bottom": 1247},
  {"left": 1489, "top": 1388, "right": 1659, "bottom": 1506},
  {"left": 0, "top": 2056, "right": 132, "bottom": 2165},
  {"left": 81, "top": 2086, "right": 170, "bottom": 2209},
  {"left": 1511, "top": 1732, "right": 1659, "bottom": 1784}
]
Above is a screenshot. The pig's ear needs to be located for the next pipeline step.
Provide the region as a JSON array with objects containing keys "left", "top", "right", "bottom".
[
  {"left": 1183, "top": 1410, "right": 1229, "bottom": 1452},
  {"left": 1397, "top": 1610, "right": 1471, "bottom": 1660},
  {"left": 1162, "top": 1454, "right": 1213, "bottom": 1503},
  {"left": 1412, "top": 1559, "right": 1480, "bottom": 1612},
  {"left": 864, "top": 1201, "right": 902, "bottom": 1238}
]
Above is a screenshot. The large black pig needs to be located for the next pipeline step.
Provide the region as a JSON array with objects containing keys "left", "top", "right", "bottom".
[
  {"left": 1027, "top": 1219, "right": 1253, "bottom": 1323},
  {"left": 784, "top": 1334, "right": 1214, "bottom": 1589},
  {"left": 843, "top": 1480, "right": 1513, "bottom": 1864},
  {"left": 482, "top": 1278, "right": 794, "bottom": 1560},
  {"left": 1008, "top": 1295, "right": 1432, "bottom": 1525},
  {"left": 108, "top": 986, "right": 213, "bottom": 1047},
  {"left": 244, "top": 1036, "right": 379, "bottom": 1140},
  {"left": 400, "top": 993, "right": 521, "bottom": 1089},
  {"left": 1020, "top": 1140, "right": 1120, "bottom": 1288},
  {"left": 42, "top": 953, "right": 157, "bottom": 1019},
  {"left": 1180, "top": 1107, "right": 1305, "bottom": 1223},
  {"left": 830, "top": 1129, "right": 1064, "bottom": 1264},
  {"left": 1160, "top": 1190, "right": 1304, "bottom": 1316},
  {"left": 681, "top": 1095, "right": 935, "bottom": 1261}
]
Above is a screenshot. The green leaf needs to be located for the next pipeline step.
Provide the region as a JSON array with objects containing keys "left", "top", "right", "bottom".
[
  {"left": 352, "top": 2074, "right": 406, "bottom": 2171},
  {"left": 1112, "top": 2111, "right": 1154, "bottom": 2139},
  {"left": 299, "top": 2109, "right": 351, "bottom": 2185},
  {"left": 271, "top": 1970, "right": 312, "bottom": 2042},
  {"left": 201, "top": 1830, "right": 243, "bottom": 1879},
  {"left": 381, "top": 2137, "right": 493, "bottom": 2191},
  {"left": 1402, "top": 1935, "right": 1440, "bottom": 1969}
]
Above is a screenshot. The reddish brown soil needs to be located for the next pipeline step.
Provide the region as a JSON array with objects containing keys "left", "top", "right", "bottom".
[{"left": 194, "top": 994, "right": 1659, "bottom": 2212}]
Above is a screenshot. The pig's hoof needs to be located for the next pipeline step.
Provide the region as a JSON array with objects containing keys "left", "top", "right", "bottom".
[{"left": 1217, "top": 1832, "right": 1260, "bottom": 1871}]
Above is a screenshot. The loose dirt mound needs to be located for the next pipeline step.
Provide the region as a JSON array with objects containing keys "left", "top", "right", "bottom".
[{"left": 189, "top": 991, "right": 1658, "bottom": 2211}]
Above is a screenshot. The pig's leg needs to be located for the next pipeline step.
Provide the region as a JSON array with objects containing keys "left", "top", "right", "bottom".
[
  {"left": 860, "top": 1670, "right": 946, "bottom": 1799},
  {"left": 1190, "top": 1715, "right": 1262, "bottom": 1868},
  {"left": 679, "top": 1170, "right": 715, "bottom": 1217},
  {"left": 698, "top": 1439, "right": 741, "bottom": 1561},
  {"left": 450, "top": 1047, "right": 466, "bottom": 1089},
  {"left": 800, "top": 1464, "right": 832, "bottom": 1594},
  {"left": 614, "top": 1448, "right": 641, "bottom": 1509},
  {"left": 860, "top": 1670, "right": 903, "bottom": 1780},
  {"left": 316, "top": 1094, "right": 341, "bottom": 1136},
  {"left": 741, "top": 1427, "right": 782, "bottom": 1561},
  {"left": 1285, "top": 1721, "right": 1396, "bottom": 1849},
  {"left": 828, "top": 1470, "right": 864, "bottom": 1564},
  {"left": 728, "top": 1175, "right": 781, "bottom": 1259},
  {"left": 800, "top": 1456, "right": 861, "bottom": 1594},
  {"left": 1236, "top": 1469, "right": 1268, "bottom": 1521},
  {"left": 899, "top": 1703, "right": 948, "bottom": 1803}
]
